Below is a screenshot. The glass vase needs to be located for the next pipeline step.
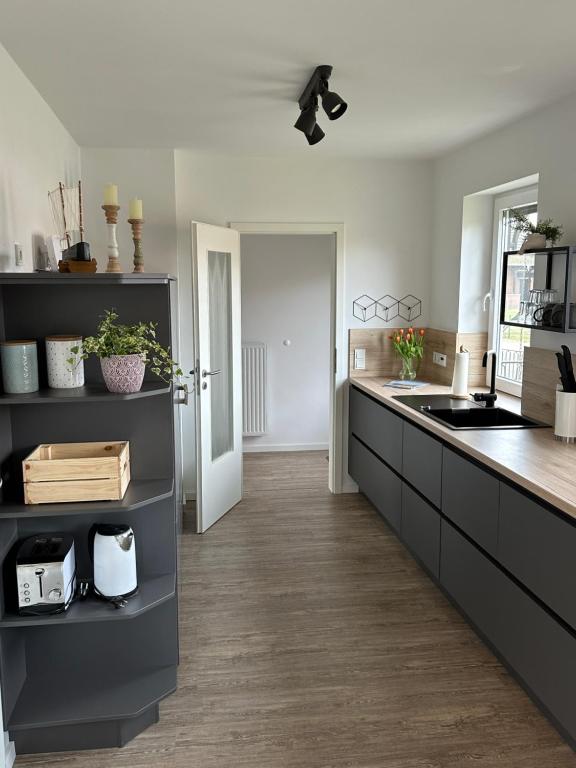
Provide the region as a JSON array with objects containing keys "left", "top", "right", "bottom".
[{"left": 399, "top": 356, "right": 417, "bottom": 381}]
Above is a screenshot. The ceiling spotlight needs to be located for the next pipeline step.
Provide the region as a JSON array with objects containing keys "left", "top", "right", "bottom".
[
  {"left": 294, "top": 65, "right": 347, "bottom": 146},
  {"left": 320, "top": 88, "right": 347, "bottom": 120},
  {"left": 306, "top": 123, "right": 325, "bottom": 145},
  {"left": 294, "top": 98, "right": 319, "bottom": 138}
]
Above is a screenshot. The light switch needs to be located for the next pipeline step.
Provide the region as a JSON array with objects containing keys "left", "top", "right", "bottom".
[{"left": 354, "top": 348, "right": 366, "bottom": 370}]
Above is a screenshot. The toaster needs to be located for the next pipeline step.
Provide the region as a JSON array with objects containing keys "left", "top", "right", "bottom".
[{"left": 16, "top": 534, "right": 76, "bottom": 615}]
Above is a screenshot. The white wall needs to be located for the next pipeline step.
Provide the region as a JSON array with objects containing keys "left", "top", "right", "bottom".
[
  {"left": 81, "top": 148, "right": 177, "bottom": 275},
  {"left": 431, "top": 90, "right": 576, "bottom": 345},
  {"left": 0, "top": 43, "right": 80, "bottom": 272},
  {"left": 241, "top": 233, "right": 333, "bottom": 452}
]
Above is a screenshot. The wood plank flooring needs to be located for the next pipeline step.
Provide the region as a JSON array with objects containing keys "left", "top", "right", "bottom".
[{"left": 16, "top": 451, "right": 576, "bottom": 766}]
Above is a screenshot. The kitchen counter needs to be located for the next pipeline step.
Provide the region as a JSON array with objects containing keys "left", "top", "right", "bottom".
[{"left": 350, "top": 376, "right": 576, "bottom": 521}]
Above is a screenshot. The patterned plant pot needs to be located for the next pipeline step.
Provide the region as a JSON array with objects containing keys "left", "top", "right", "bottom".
[{"left": 100, "top": 354, "right": 145, "bottom": 394}]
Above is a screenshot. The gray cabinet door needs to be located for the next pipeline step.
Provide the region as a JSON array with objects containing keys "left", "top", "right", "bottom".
[
  {"left": 499, "top": 483, "right": 576, "bottom": 631},
  {"left": 442, "top": 520, "right": 576, "bottom": 744},
  {"left": 402, "top": 422, "right": 442, "bottom": 507},
  {"left": 349, "top": 435, "right": 402, "bottom": 532},
  {"left": 349, "top": 387, "right": 403, "bottom": 472},
  {"left": 401, "top": 484, "right": 440, "bottom": 577},
  {"left": 442, "top": 448, "right": 499, "bottom": 555}
]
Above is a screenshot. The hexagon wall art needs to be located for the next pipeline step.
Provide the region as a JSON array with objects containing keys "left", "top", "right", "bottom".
[{"left": 353, "top": 293, "right": 422, "bottom": 323}]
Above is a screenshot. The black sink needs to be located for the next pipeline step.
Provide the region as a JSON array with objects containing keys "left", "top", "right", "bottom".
[{"left": 393, "top": 394, "right": 548, "bottom": 430}]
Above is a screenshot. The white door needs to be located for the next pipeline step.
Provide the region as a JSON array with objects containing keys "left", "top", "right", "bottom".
[{"left": 192, "top": 222, "right": 243, "bottom": 532}]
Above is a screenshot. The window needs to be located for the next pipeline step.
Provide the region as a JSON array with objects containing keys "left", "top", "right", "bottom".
[{"left": 489, "top": 187, "right": 538, "bottom": 396}]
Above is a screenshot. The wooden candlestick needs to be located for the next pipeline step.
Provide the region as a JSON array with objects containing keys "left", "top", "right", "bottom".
[
  {"left": 128, "top": 218, "right": 144, "bottom": 273},
  {"left": 102, "top": 204, "right": 122, "bottom": 273}
]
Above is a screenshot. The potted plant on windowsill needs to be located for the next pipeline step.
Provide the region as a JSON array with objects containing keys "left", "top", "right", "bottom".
[
  {"left": 78, "top": 310, "right": 183, "bottom": 394},
  {"left": 509, "top": 210, "right": 564, "bottom": 253},
  {"left": 390, "top": 327, "right": 425, "bottom": 381}
]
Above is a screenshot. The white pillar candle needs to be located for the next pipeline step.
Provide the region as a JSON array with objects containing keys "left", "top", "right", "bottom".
[
  {"left": 103, "top": 184, "right": 118, "bottom": 206},
  {"left": 129, "top": 198, "right": 143, "bottom": 219}
]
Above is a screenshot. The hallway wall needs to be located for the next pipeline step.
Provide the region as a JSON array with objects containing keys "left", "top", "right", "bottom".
[{"left": 241, "top": 233, "right": 333, "bottom": 452}]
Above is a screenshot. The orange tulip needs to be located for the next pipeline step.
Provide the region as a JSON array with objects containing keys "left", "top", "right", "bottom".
[
  {"left": 395, "top": 336, "right": 401, "bottom": 343},
  {"left": 406, "top": 333, "right": 412, "bottom": 341},
  {"left": 399, "top": 328, "right": 404, "bottom": 335},
  {"left": 419, "top": 328, "right": 425, "bottom": 336},
  {"left": 408, "top": 327, "right": 414, "bottom": 334}
]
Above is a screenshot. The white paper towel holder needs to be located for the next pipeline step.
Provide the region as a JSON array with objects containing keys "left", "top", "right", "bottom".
[{"left": 451, "top": 345, "right": 471, "bottom": 400}]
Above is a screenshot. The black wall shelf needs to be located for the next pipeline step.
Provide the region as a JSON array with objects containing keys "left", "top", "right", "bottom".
[
  {"left": 500, "top": 245, "right": 576, "bottom": 333},
  {"left": 0, "top": 274, "right": 179, "bottom": 755}
]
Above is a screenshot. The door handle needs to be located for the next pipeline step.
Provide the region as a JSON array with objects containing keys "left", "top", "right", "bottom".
[
  {"left": 174, "top": 383, "right": 189, "bottom": 405},
  {"left": 202, "top": 369, "right": 221, "bottom": 377}
]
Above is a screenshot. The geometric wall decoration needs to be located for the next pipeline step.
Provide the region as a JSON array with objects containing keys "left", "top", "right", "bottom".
[
  {"left": 353, "top": 293, "right": 422, "bottom": 323},
  {"left": 375, "top": 295, "right": 399, "bottom": 322},
  {"left": 352, "top": 294, "right": 377, "bottom": 322},
  {"left": 398, "top": 294, "right": 422, "bottom": 322}
]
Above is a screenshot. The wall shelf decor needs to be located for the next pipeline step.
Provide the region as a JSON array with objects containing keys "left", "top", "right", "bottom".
[
  {"left": 353, "top": 294, "right": 422, "bottom": 323},
  {"left": 500, "top": 246, "right": 576, "bottom": 333},
  {"left": 0, "top": 273, "right": 179, "bottom": 755}
]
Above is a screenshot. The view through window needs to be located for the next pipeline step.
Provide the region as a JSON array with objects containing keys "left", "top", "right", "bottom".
[{"left": 495, "top": 202, "right": 538, "bottom": 390}]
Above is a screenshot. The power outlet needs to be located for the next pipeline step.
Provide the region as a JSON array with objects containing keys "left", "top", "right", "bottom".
[
  {"left": 433, "top": 351, "right": 447, "bottom": 367},
  {"left": 14, "top": 243, "right": 23, "bottom": 268}
]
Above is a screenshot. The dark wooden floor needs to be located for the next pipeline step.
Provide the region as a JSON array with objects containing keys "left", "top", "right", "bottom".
[{"left": 16, "top": 452, "right": 576, "bottom": 766}]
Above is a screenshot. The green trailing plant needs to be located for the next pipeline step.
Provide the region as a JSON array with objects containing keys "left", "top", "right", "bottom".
[
  {"left": 509, "top": 210, "right": 563, "bottom": 245},
  {"left": 72, "top": 310, "right": 184, "bottom": 384}
]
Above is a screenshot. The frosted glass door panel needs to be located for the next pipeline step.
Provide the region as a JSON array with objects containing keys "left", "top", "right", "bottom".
[{"left": 208, "top": 250, "right": 233, "bottom": 460}]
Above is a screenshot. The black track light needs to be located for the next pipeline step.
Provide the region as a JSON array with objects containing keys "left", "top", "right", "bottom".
[
  {"left": 320, "top": 87, "right": 347, "bottom": 121},
  {"left": 294, "top": 99, "right": 319, "bottom": 137},
  {"left": 294, "top": 65, "right": 347, "bottom": 146},
  {"left": 306, "top": 123, "right": 325, "bottom": 145}
]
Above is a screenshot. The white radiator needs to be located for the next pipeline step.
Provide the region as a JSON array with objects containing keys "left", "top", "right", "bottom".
[{"left": 242, "top": 342, "right": 267, "bottom": 436}]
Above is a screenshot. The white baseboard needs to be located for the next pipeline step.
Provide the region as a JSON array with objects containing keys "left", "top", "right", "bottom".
[{"left": 243, "top": 442, "right": 329, "bottom": 453}]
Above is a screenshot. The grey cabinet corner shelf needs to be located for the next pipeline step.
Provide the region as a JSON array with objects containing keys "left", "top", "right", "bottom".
[
  {"left": 0, "top": 382, "right": 171, "bottom": 405},
  {"left": 0, "top": 478, "right": 174, "bottom": 519},
  {"left": 0, "top": 573, "right": 175, "bottom": 628},
  {"left": 0, "top": 274, "right": 179, "bottom": 754},
  {"left": 8, "top": 664, "right": 177, "bottom": 731}
]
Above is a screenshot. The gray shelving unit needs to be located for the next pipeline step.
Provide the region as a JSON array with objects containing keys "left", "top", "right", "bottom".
[{"left": 0, "top": 274, "right": 179, "bottom": 754}]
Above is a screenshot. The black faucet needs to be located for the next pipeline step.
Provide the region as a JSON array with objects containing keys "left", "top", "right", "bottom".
[{"left": 472, "top": 351, "right": 497, "bottom": 408}]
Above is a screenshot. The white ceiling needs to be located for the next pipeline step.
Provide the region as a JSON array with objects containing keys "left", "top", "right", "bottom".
[{"left": 3, "top": 0, "right": 576, "bottom": 157}]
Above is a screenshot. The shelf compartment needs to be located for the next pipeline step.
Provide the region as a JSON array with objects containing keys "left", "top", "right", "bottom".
[
  {"left": 0, "top": 478, "right": 173, "bottom": 518},
  {"left": 8, "top": 664, "right": 177, "bottom": 731},
  {"left": 0, "top": 574, "right": 175, "bottom": 627},
  {"left": 0, "top": 382, "right": 170, "bottom": 405},
  {"left": 500, "top": 246, "right": 576, "bottom": 333}
]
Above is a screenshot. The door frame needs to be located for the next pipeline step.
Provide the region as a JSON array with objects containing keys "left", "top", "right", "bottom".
[{"left": 230, "top": 221, "right": 346, "bottom": 494}]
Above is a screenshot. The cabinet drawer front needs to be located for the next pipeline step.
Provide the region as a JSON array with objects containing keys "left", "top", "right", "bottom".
[
  {"left": 349, "top": 435, "right": 401, "bottom": 532},
  {"left": 401, "top": 484, "right": 440, "bottom": 577},
  {"left": 402, "top": 422, "right": 442, "bottom": 507},
  {"left": 442, "top": 448, "right": 499, "bottom": 555},
  {"left": 349, "top": 387, "right": 403, "bottom": 472},
  {"left": 499, "top": 483, "right": 576, "bottom": 630},
  {"left": 442, "top": 520, "right": 576, "bottom": 742}
]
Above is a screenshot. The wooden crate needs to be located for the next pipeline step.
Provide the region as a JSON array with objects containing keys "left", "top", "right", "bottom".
[{"left": 22, "top": 441, "right": 130, "bottom": 504}]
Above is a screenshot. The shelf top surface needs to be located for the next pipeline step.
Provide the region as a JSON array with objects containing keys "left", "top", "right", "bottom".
[
  {"left": 0, "top": 272, "right": 176, "bottom": 285},
  {"left": 503, "top": 245, "right": 573, "bottom": 256},
  {"left": 0, "top": 478, "right": 174, "bottom": 518},
  {"left": 0, "top": 382, "right": 171, "bottom": 404}
]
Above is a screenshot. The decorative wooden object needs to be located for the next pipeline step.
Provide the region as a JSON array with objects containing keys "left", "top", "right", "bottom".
[
  {"left": 128, "top": 218, "right": 145, "bottom": 273},
  {"left": 102, "top": 204, "right": 122, "bottom": 273},
  {"left": 58, "top": 258, "right": 97, "bottom": 273},
  {"left": 22, "top": 441, "right": 130, "bottom": 504}
]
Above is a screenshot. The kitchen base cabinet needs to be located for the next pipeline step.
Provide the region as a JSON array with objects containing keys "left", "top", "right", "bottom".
[
  {"left": 499, "top": 483, "right": 576, "bottom": 632},
  {"left": 348, "top": 435, "right": 401, "bottom": 532},
  {"left": 402, "top": 422, "right": 442, "bottom": 507},
  {"left": 441, "top": 520, "right": 576, "bottom": 747},
  {"left": 442, "top": 448, "right": 499, "bottom": 556},
  {"left": 349, "top": 387, "right": 403, "bottom": 472},
  {"left": 401, "top": 484, "right": 440, "bottom": 577}
]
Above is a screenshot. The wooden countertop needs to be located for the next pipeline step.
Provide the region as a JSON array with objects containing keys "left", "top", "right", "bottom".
[{"left": 350, "top": 376, "right": 576, "bottom": 521}]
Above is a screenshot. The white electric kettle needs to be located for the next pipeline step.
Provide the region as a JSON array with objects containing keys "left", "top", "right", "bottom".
[{"left": 90, "top": 524, "right": 137, "bottom": 600}]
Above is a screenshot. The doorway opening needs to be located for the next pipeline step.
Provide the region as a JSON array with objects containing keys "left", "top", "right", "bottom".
[{"left": 231, "top": 222, "right": 345, "bottom": 494}]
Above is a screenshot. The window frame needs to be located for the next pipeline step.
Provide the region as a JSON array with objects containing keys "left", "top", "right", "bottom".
[{"left": 488, "top": 185, "right": 539, "bottom": 397}]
